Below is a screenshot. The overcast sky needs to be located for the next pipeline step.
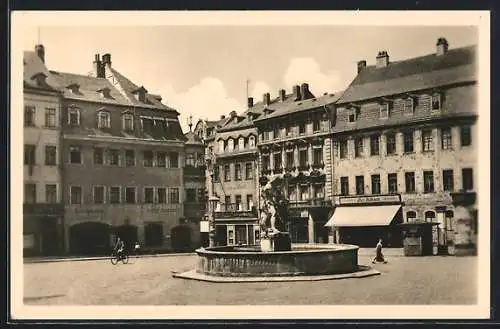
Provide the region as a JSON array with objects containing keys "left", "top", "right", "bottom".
[{"left": 21, "top": 24, "right": 477, "bottom": 132}]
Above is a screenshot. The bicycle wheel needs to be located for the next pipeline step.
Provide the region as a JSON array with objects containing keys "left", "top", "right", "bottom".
[
  {"left": 110, "top": 254, "right": 118, "bottom": 265},
  {"left": 121, "top": 254, "right": 129, "bottom": 264}
]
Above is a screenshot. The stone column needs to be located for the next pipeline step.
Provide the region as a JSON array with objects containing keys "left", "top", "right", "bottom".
[{"left": 308, "top": 213, "right": 315, "bottom": 243}]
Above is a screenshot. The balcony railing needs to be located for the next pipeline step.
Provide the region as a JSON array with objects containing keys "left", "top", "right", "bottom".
[
  {"left": 215, "top": 203, "right": 258, "bottom": 218},
  {"left": 287, "top": 199, "right": 332, "bottom": 208}
]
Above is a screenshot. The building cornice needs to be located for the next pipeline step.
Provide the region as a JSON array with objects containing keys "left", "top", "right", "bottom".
[{"left": 63, "top": 134, "right": 185, "bottom": 147}]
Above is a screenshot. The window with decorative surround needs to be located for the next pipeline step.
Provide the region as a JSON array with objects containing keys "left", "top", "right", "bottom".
[
  {"left": 431, "top": 93, "right": 442, "bottom": 111},
  {"left": 68, "top": 107, "right": 80, "bottom": 126},
  {"left": 379, "top": 103, "right": 390, "bottom": 119},
  {"left": 347, "top": 108, "right": 357, "bottom": 123},
  {"left": 122, "top": 113, "right": 134, "bottom": 131},
  {"left": 97, "top": 111, "right": 111, "bottom": 129},
  {"left": 404, "top": 97, "right": 415, "bottom": 115}
]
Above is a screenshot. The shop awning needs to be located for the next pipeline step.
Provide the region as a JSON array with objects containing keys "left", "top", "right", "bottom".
[{"left": 324, "top": 205, "right": 401, "bottom": 227}]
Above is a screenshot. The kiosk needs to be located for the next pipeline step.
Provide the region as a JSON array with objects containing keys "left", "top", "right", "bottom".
[{"left": 399, "top": 222, "right": 440, "bottom": 256}]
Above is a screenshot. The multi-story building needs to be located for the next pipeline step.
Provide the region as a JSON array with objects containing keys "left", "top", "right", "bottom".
[
  {"left": 23, "top": 45, "right": 64, "bottom": 256},
  {"left": 253, "top": 84, "right": 340, "bottom": 244},
  {"left": 47, "top": 52, "right": 187, "bottom": 255},
  {"left": 326, "top": 38, "right": 478, "bottom": 252}
]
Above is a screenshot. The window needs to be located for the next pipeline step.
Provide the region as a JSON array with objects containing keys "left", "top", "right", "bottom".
[
  {"left": 431, "top": 93, "right": 441, "bottom": 111},
  {"left": 286, "top": 151, "right": 294, "bottom": 169},
  {"left": 24, "top": 144, "right": 36, "bottom": 165},
  {"left": 224, "top": 196, "right": 231, "bottom": 210},
  {"left": 68, "top": 108, "right": 80, "bottom": 126},
  {"left": 69, "top": 146, "right": 82, "bottom": 164},
  {"left": 224, "top": 164, "right": 231, "bottom": 181},
  {"left": 422, "top": 130, "right": 434, "bottom": 152},
  {"left": 218, "top": 140, "right": 225, "bottom": 153},
  {"left": 299, "top": 122, "right": 306, "bottom": 134},
  {"left": 443, "top": 169, "right": 454, "bottom": 192},
  {"left": 245, "top": 163, "right": 253, "bottom": 180},
  {"left": 406, "top": 211, "right": 417, "bottom": 223},
  {"left": 24, "top": 183, "right": 36, "bottom": 203},
  {"left": 300, "top": 185, "right": 309, "bottom": 201},
  {"left": 339, "top": 140, "right": 348, "bottom": 159},
  {"left": 313, "top": 118, "right": 320, "bottom": 132},
  {"left": 285, "top": 125, "right": 291, "bottom": 136},
  {"left": 235, "top": 163, "right": 242, "bottom": 180},
  {"left": 445, "top": 210, "right": 454, "bottom": 231},
  {"left": 462, "top": 168, "right": 474, "bottom": 191},
  {"left": 70, "top": 186, "right": 82, "bottom": 204},
  {"left": 313, "top": 148, "right": 323, "bottom": 165},
  {"left": 169, "top": 152, "right": 179, "bottom": 168},
  {"left": 248, "top": 136, "right": 256, "bottom": 148},
  {"left": 313, "top": 185, "right": 324, "bottom": 199},
  {"left": 274, "top": 125, "right": 281, "bottom": 139},
  {"left": 274, "top": 153, "right": 282, "bottom": 170},
  {"left": 107, "top": 149, "right": 120, "bottom": 166},
  {"left": 235, "top": 195, "right": 242, "bottom": 211},
  {"left": 441, "top": 127, "right": 452, "bottom": 150},
  {"left": 379, "top": 103, "right": 389, "bottom": 119},
  {"left": 45, "top": 184, "right": 57, "bottom": 203},
  {"left": 228, "top": 139, "right": 234, "bottom": 152},
  {"left": 97, "top": 111, "right": 111, "bottom": 129},
  {"left": 94, "top": 148, "right": 104, "bottom": 165},
  {"left": 238, "top": 138, "right": 245, "bottom": 150},
  {"left": 93, "top": 186, "right": 105, "bottom": 204},
  {"left": 355, "top": 176, "right": 365, "bottom": 195},
  {"left": 386, "top": 133, "right": 396, "bottom": 155},
  {"left": 340, "top": 177, "right": 349, "bottom": 196},
  {"left": 143, "top": 151, "right": 153, "bottom": 167},
  {"left": 157, "top": 187, "right": 167, "bottom": 204},
  {"left": 370, "top": 135, "right": 380, "bottom": 156},
  {"left": 214, "top": 166, "right": 220, "bottom": 182},
  {"left": 262, "top": 155, "right": 270, "bottom": 171},
  {"left": 144, "top": 187, "right": 155, "bottom": 204},
  {"left": 247, "top": 195, "right": 254, "bottom": 211},
  {"left": 425, "top": 211, "right": 436, "bottom": 223},
  {"left": 299, "top": 149, "right": 308, "bottom": 167},
  {"left": 355, "top": 137, "right": 363, "bottom": 157},
  {"left": 125, "top": 187, "right": 136, "bottom": 204},
  {"left": 157, "top": 152, "right": 166, "bottom": 167},
  {"left": 109, "top": 187, "right": 121, "bottom": 204},
  {"left": 44, "top": 146, "right": 57, "bottom": 166},
  {"left": 404, "top": 97, "right": 414, "bottom": 115},
  {"left": 122, "top": 113, "right": 134, "bottom": 131},
  {"left": 24, "top": 106, "right": 36, "bottom": 126},
  {"left": 185, "top": 188, "right": 196, "bottom": 203},
  {"left": 403, "top": 131, "right": 414, "bottom": 153},
  {"left": 388, "top": 173, "right": 398, "bottom": 194},
  {"left": 288, "top": 185, "right": 297, "bottom": 201},
  {"left": 405, "top": 172, "right": 415, "bottom": 193},
  {"left": 423, "top": 171, "right": 434, "bottom": 193},
  {"left": 460, "top": 126, "right": 471, "bottom": 146},
  {"left": 125, "top": 150, "right": 135, "bottom": 167},
  {"left": 44, "top": 108, "right": 56, "bottom": 128},
  {"left": 348, "top": 108, "right": 356, "bottom": 123},
  {"left": 169, "top": 188, "right": 179, "bottom": 204},
  {"left": 371, "top": 174, "right": 381, "bottom": 194}
]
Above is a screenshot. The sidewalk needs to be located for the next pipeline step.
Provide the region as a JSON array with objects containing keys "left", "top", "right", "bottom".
[{"left": 24, "top": 247, "right": 405, "bottom": 264}]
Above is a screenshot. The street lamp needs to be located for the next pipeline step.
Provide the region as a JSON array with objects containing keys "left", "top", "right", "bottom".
[{"left": 208, "top": 195, "right": 220, "bottom": 247}]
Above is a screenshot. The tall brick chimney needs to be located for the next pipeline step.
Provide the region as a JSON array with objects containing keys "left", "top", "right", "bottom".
[
  {"left": 357, "top": 60, "right": 367, "bottom": 73},
  {"left": 300, "top": 83, "right": 310, "bottom": 100},
  {"left": 436, "top": 37, "right": 449, "bottom": 56},
  {"left": 263, "top": 93, "right": 271, "bottom": 106},
  {"left": 293, "top": 85, "right": 302, "bottom": 101},
  {"left": 35, "top": 44, "right": 45, "bottom": 63},
  {"left": 247, "top": 97, "right": 254, "bottom": 108},
  {"left": 279, "top": 89, "right": 286, "bottom": 102},
  {"left": 93, "top": 54, "right": 105, "bottom": 78},
  {"left": 376, "top": 51, "right": 389, "bottom": 68},
  {"left": 102, "top": 53, "right": 112, "bottom": 67}
]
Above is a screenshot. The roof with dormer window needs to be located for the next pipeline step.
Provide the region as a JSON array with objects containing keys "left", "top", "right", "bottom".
[{"left": 23, "top": 51, "right": 59, "bottom": 92}]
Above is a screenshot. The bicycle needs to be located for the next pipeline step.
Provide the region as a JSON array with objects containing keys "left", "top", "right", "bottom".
[{"left": 110, "top": 249, "right": 129, "bottom": 265}]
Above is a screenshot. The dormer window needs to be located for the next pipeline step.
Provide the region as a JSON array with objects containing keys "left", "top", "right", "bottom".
[
  {"left": 97, "top": 87, "right": 111, "bottom": 98},
  {"left": 379, "top": 103, "right": 390, "bottom": 119},
  {"left": 404, "top": 97, "right": 415, "bottom": 115},
  {"left": 66, "top": 83, "right": 80, "bottom": 94},
  {"left": 122, "top": 113, "right": 134, "bottom": 131},
  {"left": 97, "top": 110, "right": 111, "bottom": 129},
  {"left": 248, "top": 136, "right": 256, "bottom": 148},
  {"left": 132, "top": 86, "right": 148, "bottom": 103},
  {"left": 228, "top": 138, "right": 234, "bottom": 152},
  {"left": 238, "top": 137, "right": 245, "bottom": 150},
  {"left": 218, "top": 139, "right": 225, "bottom": 153},
  {"left": 431, "top": 93, "right": 442, "bottom": 111},
  {"left": 67, "top": 107, "right": 80, "bottom": 126},
  {"left": 347, "top": 107, "right": 357, "bottom": 123}
]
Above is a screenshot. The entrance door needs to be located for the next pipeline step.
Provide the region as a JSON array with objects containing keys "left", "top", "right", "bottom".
[
  {"left": 144, "top": 223, "right": 163, "bottom": 248},
  {"left": 215, "top": 225, "right": 227, "bottom": 246},
  {"left": 70, "top": 222, "right": 111, "bottom": 255},
  {"left": 171, "top": 225, "right": 192, "bottom": 251},
  {"left": 40, "top": 217, "right": 60, "bottom": 256}
]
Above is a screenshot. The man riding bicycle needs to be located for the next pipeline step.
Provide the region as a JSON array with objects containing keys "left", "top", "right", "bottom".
[{"left": 114, "top": 237, "right": 125, "bottom": 259}]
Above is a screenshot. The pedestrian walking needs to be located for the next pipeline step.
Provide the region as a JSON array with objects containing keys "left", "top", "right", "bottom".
[
  {"left": 372, "top": 238, "right": 388, "bottom": 264},
  {"left": 134, "top": 241, "right": 141, "bottom": 258}
]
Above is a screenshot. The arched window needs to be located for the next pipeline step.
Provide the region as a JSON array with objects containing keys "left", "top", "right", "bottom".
[
  {"left": 248, "top": 136, "right": 256, "bottom": 148},
  {"left": 425, "top": 210, "right": 436, "bottom": 223},
  {"left": 238, "top": 137, "right": 245, "bottom": 150},
  {"left": 445, "top": 210, "right": 454, "bottom": 231},
  {"left": 228, "top": 138, "right": 234, "bottom": 152},
  {"left": 218, "top": 140, "right": 225, "bottom": 153},
  {"left": 97, "top": 110, "right": 111, "bottom": 129},
  {"left": 406, "top": 211, "right": 417, "bottom": 223}
]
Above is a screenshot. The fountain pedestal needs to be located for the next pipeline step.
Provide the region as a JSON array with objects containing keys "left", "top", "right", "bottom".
[{"left": 260, "top": 232, "right": 292, "bottom": 252}]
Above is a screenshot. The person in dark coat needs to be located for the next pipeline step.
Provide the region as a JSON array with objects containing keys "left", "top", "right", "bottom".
[{"left": 372, "top": 238, "right": 388, "bottom": 264}]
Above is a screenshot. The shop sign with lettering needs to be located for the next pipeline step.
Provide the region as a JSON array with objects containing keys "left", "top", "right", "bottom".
[{"left": 339, "top": 195, "right": 400, "bottom": 205}]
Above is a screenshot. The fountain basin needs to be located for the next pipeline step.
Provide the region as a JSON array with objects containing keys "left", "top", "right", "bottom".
[{"left": 195, "top": 243, "right": 359, "bottom": 277}]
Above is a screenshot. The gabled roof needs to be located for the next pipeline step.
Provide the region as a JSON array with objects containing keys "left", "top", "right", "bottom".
[
  {"left": 23, "top": 51, "right": 59, "bottom": 92},
  {"left": 184, "top": 131, "right": 204, "bottom": 145},
  {"left": 338, "top": 45, "right": 477, "bottom": 104}
]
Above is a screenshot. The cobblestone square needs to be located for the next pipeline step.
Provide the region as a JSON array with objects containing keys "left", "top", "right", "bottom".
[{"left": 23, "top": 254, "right": 477, "bottom": 305}]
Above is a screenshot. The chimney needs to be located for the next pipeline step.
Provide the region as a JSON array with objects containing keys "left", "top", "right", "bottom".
[
  {"left": 279, "top": 89, "right": 286, "bottom": 102},
  {"left": 263, "top": 93, "right": 271, "bottom": 106},
  {"left": 93, "top": 54, "right": 105, "bottom": 78},
  {"left": 436, "top": 37, "right": 449, "bottom": 56},
  {"left": 300, "top": 83, "right": 309, "bottom": 100},
  {"left": 247, "top": 97, "right": 254, "bottom": 108},
  {"left": 35, "top": 44, "right": 45, "bottom": 63},
  {"left": 220, "top": 115, "right": 226, "bottom": 120},
  {"left": 102, "top": 53, "right": 112, "bottom": 67},
  {"left": 376, "top": 51, "right": 389, "bottom": 68},
  {"left": 357, "top": 60, "right": 367, "bottom": 74},
  {"left": 293, "top": 85, "right": 302, "bottom": 101}
]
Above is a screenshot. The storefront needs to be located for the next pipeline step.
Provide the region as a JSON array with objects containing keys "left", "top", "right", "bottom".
[
  {"left": 23, "top": 204, "right": 65, "bottom": 257},
  {"left": 214, "top": 218, "right": 260, "bottom": 246},
  {"left": 325, "top": 195, "right": 404, "bottom": 248}
]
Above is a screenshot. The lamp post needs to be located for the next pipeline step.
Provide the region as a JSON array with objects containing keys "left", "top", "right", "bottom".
[{"left": 208, "top": 194, "right": 219, "bottom": 247}]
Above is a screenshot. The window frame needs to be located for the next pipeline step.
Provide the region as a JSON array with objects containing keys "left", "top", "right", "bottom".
[
  {"left": 370, "top": 134, "right": 380, "bottom": 156},
  {"left": 169, "top": 187, "right": 180, "bottom": 204},
  {"left": 24, "top": 183, "right": 37, "bottom": 204},
  {"left": 45, "top": 184, "right": 57, "bottom": 204},
  {"left": 386, "top": 133, "right": 396, "bottom": 155},
  {"left": 355, "top": 175, "right": 365, "bottom": 195},
  {"left": 122, "top": 113, "right": 135, "bottom": 131},
  {"left": 442, "top": 169, "right": 454, "bottom": 192},
  {"left": 423, "top": 170, "right": 435, "bottom": 193},
  {"left": 403, "top": 131, "right": 414, "bottom": 153},
  {"left": 70, "top": 185, "right": 83, "bottom": 205},
  {"left": 422, "top": 129, "right": 434, "bottom": 152},
  {"left": 460, "top": 125, "right": 472, "bottom": 147},
  {"left": 340, "top": 176, "right": 349, "bottom": 196},
  {"left": 24, "top": 106, "right": 36, "bottom": 127},
  {"left": 67, "top": 107, "right": 81, "bottom": 126},
  {"left": 69, "top": 146, "right": 82, "bottom": 164},
  {"left": 109, "top": 186, "right": 121, "bottom": 204},
  {"left": 144, "top": 187, "right": 155, "bottom": 204},
  {"left": 405, "top": 172, "right": 416, "bottom": 193},
  {"left": 125, "top": 186, "right": 137, "bottom": 204},
  {"left": 97, "top": 110, "right": 111, "bottom": 129},
  {"left": 354, "top": 137, "right": 363, "bottom": 158},
  {"left": 388, "top": 173, "right": 398, "bottom": 194},
  {"left": 44, "top": 145, "right": 57, "bottom": 166},
  {"left": 93, "top": 185, "right": 106, "bottom": 204},
  {"left": 44, "top": 107, "right": 57, "bottom": 128},
  {"left": 441, "top": 127, "right": 452, "bottom": 150},
  {"left": 371, "top": 174, "right": 381, "bottom": 195}
]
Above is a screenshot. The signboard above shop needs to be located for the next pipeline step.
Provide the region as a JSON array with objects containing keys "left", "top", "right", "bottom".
[{"left": 339, "top": 194, "right": 401, "bottom": 205}]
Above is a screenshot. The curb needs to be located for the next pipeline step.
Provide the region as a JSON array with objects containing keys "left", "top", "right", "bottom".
[{"left": 24, "top": 252, "right": 196, "bottom": 264}]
